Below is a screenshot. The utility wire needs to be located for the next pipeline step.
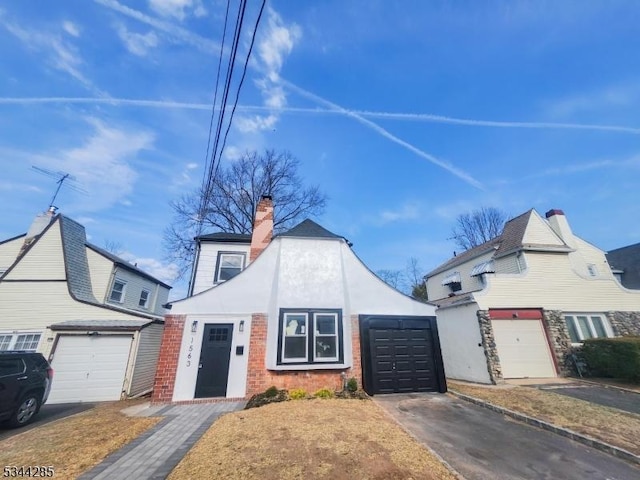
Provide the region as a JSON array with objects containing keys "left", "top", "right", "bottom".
[
  {"left": 213, "top": 0, "right": 267, "bottom": 185},
  {"left": 198, "top": 0, "right": 231, "bottom": 233}
]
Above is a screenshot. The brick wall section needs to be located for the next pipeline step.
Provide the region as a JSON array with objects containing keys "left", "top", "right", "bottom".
[
  {"left": 245, "top": 313, "right": 363, "bottom": 396},
  {"left": 151, "top": 315, "right": 185, "bottom": 403},
  {"left": 249, "top": 196, "right": 274, "bottom": 262}
]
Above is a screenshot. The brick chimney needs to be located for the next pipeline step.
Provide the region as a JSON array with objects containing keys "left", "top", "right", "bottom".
[
  {"left": 545, "top": 209, "right": 575, "bottom": 247},
  {"left": 250, "top": 195, "right": 274, "bottom": 261}
]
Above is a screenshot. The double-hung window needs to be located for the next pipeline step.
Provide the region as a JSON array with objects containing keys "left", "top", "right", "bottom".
[
  {"left": 138, "top": 289, "right": 150, "bottom": 308},
  {"left": 215, "top": 252, "right": 246, "bottom": 283},
  {"left": 109, "top": 279, "right": 127, "bottom": 303},
  {"left": 278, "top": 309, "right": 343, "bottom": 365},
  {"left": 564, "top": 314, "right": 609, "bottom": 343}
]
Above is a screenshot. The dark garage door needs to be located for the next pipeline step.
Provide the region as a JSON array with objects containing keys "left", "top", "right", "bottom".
[{"left": 360, "top": 316, "right": 446, "bottom": 395}]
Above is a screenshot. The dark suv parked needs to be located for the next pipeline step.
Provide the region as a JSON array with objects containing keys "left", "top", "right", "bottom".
[{"left": 0, "top": 352, "right": 53, "bottom": 427}]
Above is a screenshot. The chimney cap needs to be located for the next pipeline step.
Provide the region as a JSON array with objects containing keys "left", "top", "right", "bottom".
[
  {"left": 261, "top": 194, "right": 273, "bottom": 200},
  {"left": 545, "top": 209, "right": 565, "bottom": 218}
]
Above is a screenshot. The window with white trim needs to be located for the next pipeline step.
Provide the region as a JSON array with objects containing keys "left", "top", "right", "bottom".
[
  {"left": 278, "top": 309, "right": 343, "bottom": 365},
  {"left": 564, "top": 314, "right": 609, "bottom": 343},
  {"left": 109, "top": 279, "right": 127, "bottom": 303},
  {"left": 214, "top": 252, "right": 246, "bottom": 283},
  {"left": 138, "top": 289, "right": 150, "bottom": 308},
  {"left": 0, "top": 333, "right": 42, "bottom": 352}
]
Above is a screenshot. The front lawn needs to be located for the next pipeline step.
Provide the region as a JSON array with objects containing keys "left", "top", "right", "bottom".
[
  {"left": 0, "top": 400, "right": 160, "bottom": 479},
  {"left": 169, "top": 399, "right": 456, "bottom": 480}
]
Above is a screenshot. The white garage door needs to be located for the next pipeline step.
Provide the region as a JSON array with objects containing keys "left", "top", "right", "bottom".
[
  {"left": 47, "top": 335, "right": 133, "bottom": 404},
  {"left": 491, "top": 319, "right": 556, "bottom": 379}
]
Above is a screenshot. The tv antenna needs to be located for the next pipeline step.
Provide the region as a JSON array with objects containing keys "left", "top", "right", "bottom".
[{"left": 31, "top": 165, "right": 87, "bottom": 210}]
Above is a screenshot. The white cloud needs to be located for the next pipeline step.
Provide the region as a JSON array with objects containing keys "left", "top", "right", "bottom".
[
  {"left": 547, "top": 83, "right": 640, "bottom": 117},
  {"left": 62, "top": 21, "right": 80, "bottom": 37},
  {"left": 148, "top": 0, "right": 207, "bottom": 21},
  {"left": 376, "top": 203, "right": 420, "bottom": 225},
  {"left": 48, "top": 118, "right": 155, "bottom": 211},
  {"left": 116, "top": 24, "right": 158, "bottom": 56},
  {"left": 0, "top": 17, "right": 102, "bottom": 95},
  {"left": 223, "top": 146, "right": 243, "bottom": 161},
  {"left": 235, "top": 114, "right": 277, "bottom": 133},
  {"left": 236, "top": 7, "right": 301, "bottom": 133},
  {"left": 118, "top": 251, "right": 179, "bottom": 285},
  {"left": 95, "top": 0, "right": 217, "bottom": 52},
  {"left": 186, "top": 162, "right": 198, "bottom": 169}
]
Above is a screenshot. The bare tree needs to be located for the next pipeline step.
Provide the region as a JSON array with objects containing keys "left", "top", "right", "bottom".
[
  {"left": 164, "top": 149, "right": 328, "bottom": 279},
  {"left": 103, "top": 240, "right": 124, "bottom": 255},
  {"left": 376, "top": 269, "right": 404, "bottom": 290},
  {"left": 405, "top": 257, "right": 429, "bottom": 302},
  {"left": 450, "top": 207, "right": 508, "bottom": 251}
]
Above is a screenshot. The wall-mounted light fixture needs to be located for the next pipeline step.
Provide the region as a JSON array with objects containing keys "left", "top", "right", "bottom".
[
  {"left": 191, "top": 320, "right": 198, "bottom": 333},
  {"left": 239, "top": 320, "right": 245, "bottom": 332}
]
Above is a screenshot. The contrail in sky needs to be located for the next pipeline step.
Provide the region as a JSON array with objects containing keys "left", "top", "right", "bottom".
[{"left": 2, "top": 96, "right": 637, "bottom": 135}]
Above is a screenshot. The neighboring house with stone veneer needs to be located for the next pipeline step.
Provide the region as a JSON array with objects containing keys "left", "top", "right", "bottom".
[
  {"left": 0, "top": 208, "right": 171, "bottom": 403},
  {"left": 424, "top": 208, "right": 640, "bottom": 384},
  {"left": 152, "top": 196, "right": 446, "bottom": 403}
]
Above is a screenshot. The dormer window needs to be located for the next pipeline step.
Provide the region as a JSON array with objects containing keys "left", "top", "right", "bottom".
[{"left": 215, "top": 252, "right": 246, "bottom": 283}]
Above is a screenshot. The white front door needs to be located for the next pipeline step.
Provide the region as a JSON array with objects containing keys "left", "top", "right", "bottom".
[
  {"left": 491, "top": 319, "right": 556, "bottom": 379},
  {"left": 47, "top": 334, "right": 133, "bottom": 404}
]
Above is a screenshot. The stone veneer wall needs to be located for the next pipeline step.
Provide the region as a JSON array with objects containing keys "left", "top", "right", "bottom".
[
  {"left": 542, "top": 310, "right": 573, "bottom": 375},
  {"left": 607, "top": 311, "right": 640, "bottom": 336},
  {"left": 151, "top": 315, "right": 186, "bottom": 403},
  {"left": 476, "top": 310, "right": 502, "bottom": 384},
  {"left": 245, "top": 313, "right": 362, "bottom": 396}
]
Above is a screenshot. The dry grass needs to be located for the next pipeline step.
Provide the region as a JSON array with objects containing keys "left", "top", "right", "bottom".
[
  {"left": 449, "top": 381, "right": 640, "bottom": 455},
  {"left": 169, "top": 399, "right": 456, "bottom": 480},
  {"left": 0, "top": 400, "right": 160, "bottom": 479}
]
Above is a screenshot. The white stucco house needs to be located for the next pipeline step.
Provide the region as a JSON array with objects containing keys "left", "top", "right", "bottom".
[
  {"left": 425, "top": 208, "right": 640, "bottom": 384},
  {"left": 152, "top": 196, "right": 446, "bottom": 402},
  {"left": 0, "top": 208, "right": 171, "bottom": 403}
]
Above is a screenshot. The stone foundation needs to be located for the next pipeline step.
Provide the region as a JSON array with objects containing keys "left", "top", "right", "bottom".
[
  {"left": 477, "top": 310, "right": 502, "bottom": 384},
  {"left": 542, "top": 310, "right": 573, "bottom": 375},
  {"left": 607, "top": 311, "right": 640, "bottom": 337}
]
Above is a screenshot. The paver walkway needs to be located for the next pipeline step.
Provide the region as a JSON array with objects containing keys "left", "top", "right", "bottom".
[{"left": 78, "top": 401, "right": 244, "bottom": 480}]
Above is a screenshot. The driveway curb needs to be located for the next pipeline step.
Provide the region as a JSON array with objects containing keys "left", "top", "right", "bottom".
[
  {"left": 448, "top": 389, "right": 640, "bottom": 466},
  {"left": 372, "top": 399, "right": 467, "bottom": 480}
]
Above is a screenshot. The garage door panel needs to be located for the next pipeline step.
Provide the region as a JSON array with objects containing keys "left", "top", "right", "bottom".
[
  {"left": 492, "top": 319, "right": 556, "bottom": 379},
  {"left": 47, "top": 335, "right": 132, "bottom": 404}
]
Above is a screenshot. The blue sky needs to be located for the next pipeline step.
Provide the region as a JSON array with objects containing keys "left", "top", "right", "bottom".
[{"left": 1, "top": 1, "right": 639, "bottom": 299}]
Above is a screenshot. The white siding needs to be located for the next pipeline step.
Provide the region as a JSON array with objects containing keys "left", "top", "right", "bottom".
[
  {"left": 129, "top": 323, "right": 164, "bottom": 396},
  {"left": 0, "top": 236, "right": 24, "bottom": 272},
  {"left": 426, "top": 250, "right": 494, "bottom": 300},
  {"left": 86, "top": 248, "right": 114, "bottom": 302},
  {"left": 435, "top": 302, "right": 491, "bottom": 383},
  {"left": 494, "top": 254, "right": 521, "bottom": 274},
  {"left": 192, "top": 242, "right": 251, "bottom": 295},
  {"left": 522, "top": 212, "right": 565, "bottom": 246},
  {"left": 4, "top": 221, "right": 65, "bottom": 280},
  {"left": 477, "top": 252, "right": 640, "bottom": 311},
  {"left": 0, "top": 282, "right": 154, "bottom": 336}
]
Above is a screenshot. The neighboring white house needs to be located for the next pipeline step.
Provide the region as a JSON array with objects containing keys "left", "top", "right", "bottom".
[
  {"left": 425, "top": 208, "right": 640, "bottom": 384},
  {"left": 152, "top": 196, "right": 445, "bottom": 402},
  {"left": 0, "top": 208, "right": 171, "bottom": 403}
]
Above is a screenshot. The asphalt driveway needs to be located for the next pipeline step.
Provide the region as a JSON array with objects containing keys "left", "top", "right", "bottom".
[
  {"left": 374, "top": 393, "right": 640, "bottom": 480},
  {"left": 528, "top": 382, "right": 640, "bottom": 415},
  {"left": 0, "top": 403, "right": 95, "bottom": 441}
]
